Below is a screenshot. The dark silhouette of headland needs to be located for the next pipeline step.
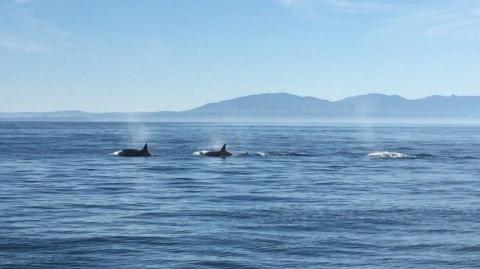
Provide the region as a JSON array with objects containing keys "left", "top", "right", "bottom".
[{"left": 2, "top": 93, "right": 480, "bottom": 122}]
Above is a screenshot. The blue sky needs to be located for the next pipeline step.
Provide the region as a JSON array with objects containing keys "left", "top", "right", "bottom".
[{"left": 1, "top": 0, "right": 479, "bottom": 112}]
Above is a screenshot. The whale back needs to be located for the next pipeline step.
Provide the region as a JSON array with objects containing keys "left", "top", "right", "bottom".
[{"left": 114, "top": 143, "right": 151, "bottom": 157}]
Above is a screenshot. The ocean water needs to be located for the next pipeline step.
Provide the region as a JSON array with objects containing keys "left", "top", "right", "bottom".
[{"left": 1, "top": 122, "right": 480, "bottom": 268}]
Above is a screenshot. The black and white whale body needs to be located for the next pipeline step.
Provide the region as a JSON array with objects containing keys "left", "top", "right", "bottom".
[
  {"left": 203, "top": 144, "right": 232, "bottom": 158},
  {"left": 113, "top": 143, "right": 151, "bottom": 157}
]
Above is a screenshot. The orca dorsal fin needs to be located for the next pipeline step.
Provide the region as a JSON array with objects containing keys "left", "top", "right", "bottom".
[
  {"left": 220, "top": 144, "right": 227, "bottom": 152},
  {"left": 142, "top": 143, "right": 148, "bottom": 152}
]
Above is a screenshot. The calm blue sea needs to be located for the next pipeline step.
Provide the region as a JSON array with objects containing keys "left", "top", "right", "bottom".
[{"left": 1, "top": 122, "right": 480, "bottom": 268}]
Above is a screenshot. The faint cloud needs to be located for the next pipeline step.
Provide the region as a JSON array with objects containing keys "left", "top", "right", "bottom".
[
  {"left": 274, "top": 0, "right": 400, "bottom": 23},
  {"left": 388, "top": 1, "right": 480, "bottom": 40},
  {"left": 15, "top": 0, "right": 34, "bottom": 3},
  {"left": 474, "top": 6, "right": 480, "bottom": 15},
  {"left": 276, "top": 0, "right": 480, "bottom": 40},
  {"left": 0, "top": 36, "right": 47, "bottom": 51},
  {"left": 25, "top": 15, "right": 72, "bottom": 38},
  {"left": 0, "top": 3, "right": 72, "bottom": 52},
  {"left": 276, "top": 0, "right": 395, "bottom": 14},
  {"left": 277, "top": 0, "right": 297, "bottom": 8}
]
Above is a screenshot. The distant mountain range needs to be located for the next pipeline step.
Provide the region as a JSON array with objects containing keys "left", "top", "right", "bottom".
[{"left": 2, "top": 93, "right": 480, "bottom": 122}]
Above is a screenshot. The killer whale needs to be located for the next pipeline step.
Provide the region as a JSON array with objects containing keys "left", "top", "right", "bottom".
[
  {"left": 204, "top": 144, "right": 232, "bottom": 158},
  {"left": 113, "top": 143, "right": 151, "bottom": 157}
]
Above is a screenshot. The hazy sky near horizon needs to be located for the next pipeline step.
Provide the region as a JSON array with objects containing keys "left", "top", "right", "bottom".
[{"left": 1, "top": 0, "right": 479, "bottom": 112}]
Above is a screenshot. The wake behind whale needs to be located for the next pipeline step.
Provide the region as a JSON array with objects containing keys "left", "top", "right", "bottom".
[
  {"left": 367, "top": 151, "right": 414, "bottom": 159},
  {"left": 238, "top": 152, "right": 312, "bottom": 157},
  {"left": 193, "top": 145, "right": 312, "bottom": 158}
]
